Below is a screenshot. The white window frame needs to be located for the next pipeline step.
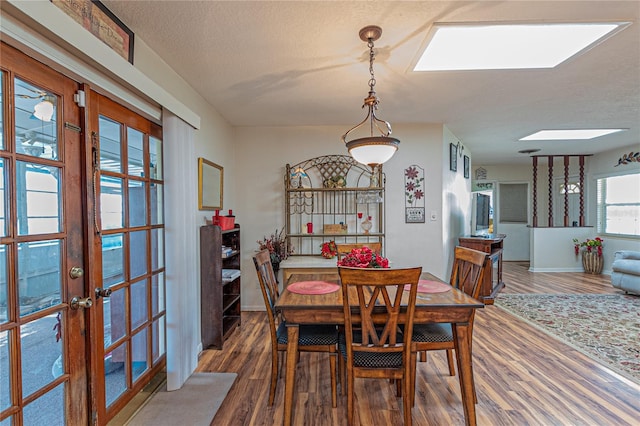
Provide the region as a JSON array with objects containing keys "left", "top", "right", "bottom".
[{"left": 596, "top": 171, "right": 640, "bottom": 237}]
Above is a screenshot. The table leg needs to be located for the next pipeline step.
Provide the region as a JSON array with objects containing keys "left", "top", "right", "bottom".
[
  {"left": 454, "top": 323, "right": 477, "bottom": 426},
  {"left": 284, "top": 325, "right": 299, "bottom": 426}
]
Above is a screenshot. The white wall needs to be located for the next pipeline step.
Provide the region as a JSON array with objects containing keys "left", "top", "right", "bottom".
[
  {"left": 235, "top": 123, "right": 454, "bottom": 310},
  {"left": 443, "top": 127, "right": 472, "bottom": 274},
  {"left": 588, "top": 143, "right": 640, "bottom": 272},
  {"left": 473, "top": 164, "right": 532, "bottom": 261},
  {"left": 512, "top": 144, "right": 640, "bottom": 271},
  {"left": 132, "top": 39, "right": 237, "bottom": 213}
]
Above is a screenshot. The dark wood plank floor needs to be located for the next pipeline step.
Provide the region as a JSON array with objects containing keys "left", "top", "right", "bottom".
[{"left": 198, "top": 262, "right": 640, "bottom": 425}]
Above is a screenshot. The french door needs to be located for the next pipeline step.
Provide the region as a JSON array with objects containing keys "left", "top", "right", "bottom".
[
  {"left": 0, "top": 43, "right": 166, "bottom": 425},
  {"left": 88, "top": 92, "right": 166, "bottom": 423},
  {"left": 0, "top": 42, "right": 89, "bottom": 426}
]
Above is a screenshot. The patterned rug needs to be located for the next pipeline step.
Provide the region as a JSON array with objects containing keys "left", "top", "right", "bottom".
[{"left": 495, "top": 293, "right": 640, "bottom": 385}]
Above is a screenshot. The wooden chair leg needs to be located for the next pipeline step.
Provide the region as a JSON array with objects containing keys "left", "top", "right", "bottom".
[
  {"left": 330, "top": 353, "right": 337, "bottom": 408},
  {"left": 410, "top": 351, "right": 417, "bottom": 408},
  {"left": 339, "top": 355, "right": 346, "bottom": 396},
  {"left": 446, "top": 349, "right": 456, "bottom": 376},
  {"left": 347, "top": 370, "right": 354, "bottom": 426},
  {"left": 269, "top": 347, "right": 279, "bottom": 405},
  {"left": 419, "top": 350, "right": 427, "bottom": 362},
  {"left": 404, "top": 363, "right": 413, "bottom": 426}
]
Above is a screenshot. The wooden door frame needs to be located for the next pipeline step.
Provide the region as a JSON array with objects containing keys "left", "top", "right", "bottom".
[
  {"left": 86, "top": 90, "right": 165, "bottom": 424},
  {"left": 0, "top": 41, "right": 90, "bottom": 425}
]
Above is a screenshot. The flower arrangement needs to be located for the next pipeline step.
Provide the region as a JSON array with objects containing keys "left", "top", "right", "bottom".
[
  {"left": 320, "top": 240, "right": 338, "bottom": 259},
  {"left": 573, "top": 237, "right": 604, "bottom": 257},
  {"left": 257, "top": 228, "right": 292, "bottom": 264},
  {"left": 337, "top": 246, "right": 389, "bottom": 268}
]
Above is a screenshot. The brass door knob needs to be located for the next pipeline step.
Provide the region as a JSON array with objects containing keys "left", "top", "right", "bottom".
[
  {"left": 70, "top": 296, "right": 93, "bottom": 310},
  {"left": 69, "top": 267, "right": 84, "bottom": 279}
]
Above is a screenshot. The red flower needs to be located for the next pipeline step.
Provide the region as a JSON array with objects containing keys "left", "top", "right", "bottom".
[
  {"left": 337, "top": 246, "right": 389, "bottom": 268},
  {"left": 572, "top": 237, "right": 604, "bottom": 257},
  {"left": 405, "top": 166, "right": 419, "bottom": 179},
  {"left": 321, "top": 240, "right": 338, "bottom": 259}
]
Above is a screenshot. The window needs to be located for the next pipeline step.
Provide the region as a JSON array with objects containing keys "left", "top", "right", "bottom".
[
  {"left": 560, "top": 182, "right": 581, "bottom": 194},
  {"left": 499, "top": 183, "right": 528, "bottom": 223},
  {"left": 597, "top": 173, "right": 640, "bottom": 236}
]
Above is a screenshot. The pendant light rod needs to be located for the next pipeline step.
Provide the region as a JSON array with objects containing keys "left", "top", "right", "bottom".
[{"left": 342, "top": 25, "right": 399, "bottom": 169}]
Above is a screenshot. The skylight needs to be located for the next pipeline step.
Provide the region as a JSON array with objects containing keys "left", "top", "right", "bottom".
[
  {"left": 519, "top": 129, "right": 627, "bottom": 140},
  {"left": 414, "top": 22, "right": 626, "bottom": 71}
]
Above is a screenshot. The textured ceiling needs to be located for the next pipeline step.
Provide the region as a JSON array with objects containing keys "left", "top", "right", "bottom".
[{"left": 101, "top": 1, "right": 640, "bottom": 165}]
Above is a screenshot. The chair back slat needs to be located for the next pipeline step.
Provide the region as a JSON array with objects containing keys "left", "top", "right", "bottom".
[
  {"left": 253, "top": 249, "right": 281, "bottom": 334},
  {"left": 450, "top": 246, "right": 488, "bottom": 299}
]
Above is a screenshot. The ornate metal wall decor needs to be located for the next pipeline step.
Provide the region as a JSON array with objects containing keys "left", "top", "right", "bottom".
[
  {"left": 404, "top": 165, "right": 425, "bottom": 223},
  {"left": 614, "top": 151, "right": 640, "bottom": 166}
]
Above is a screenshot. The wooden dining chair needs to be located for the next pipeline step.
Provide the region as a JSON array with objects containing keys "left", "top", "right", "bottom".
[
  {"left": 410, "top": 246, "right": 487, "bottom": 405},
  {"left": 338, "top": 266, "right": 422, "bottom": 426},
  {"left": 336, "top": 242, "right": 382, "bottom": 260},
  {"left": 252, "top": 249, "right": 339, "bottom": 407}
]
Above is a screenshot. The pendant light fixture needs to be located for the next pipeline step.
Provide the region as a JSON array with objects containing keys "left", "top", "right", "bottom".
[
  {"left": 33, "top": 95, "right": 55, "bottom": 122},
  {"left": 342, "top": 25, "right": 399, "bottom": 170}
]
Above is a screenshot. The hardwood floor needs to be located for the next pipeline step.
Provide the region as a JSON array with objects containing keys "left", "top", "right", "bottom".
[{"left": 198, "top": 262, "right": 640, "bottom": 425}]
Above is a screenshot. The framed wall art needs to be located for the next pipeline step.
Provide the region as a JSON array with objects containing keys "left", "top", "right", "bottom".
[
  {"left": 464, "top": 155, "right": 470, "bottom": 179},
  {"left": 449, "top": 143, "right": 458, "bottom": 172},
  {"left": 52, "top": 0, "right": 135, "bottom": 63},
  {"left": 404, "top": 165, "right": 425, "bottom": 223},
  {"left": 198, "top": 157, "right": 223, "bottom": 210}
]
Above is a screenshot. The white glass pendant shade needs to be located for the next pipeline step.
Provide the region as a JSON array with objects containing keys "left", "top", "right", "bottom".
[
  {"left": 343, "top": 26, "right": 400, "bottom": 166},
  {"left": 346, "top": 136, "right": 399, "bottom": 167},
  {"left": 33, "top": 99, "right": 54, "bottom": 121}
]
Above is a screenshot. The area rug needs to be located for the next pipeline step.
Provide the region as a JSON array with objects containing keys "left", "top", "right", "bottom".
[
  {"left": 495, "top": 293, "right": 640, "bottom": 385},
  {"left": 126, "top": 372, "right": 237, "bottom": 426}
]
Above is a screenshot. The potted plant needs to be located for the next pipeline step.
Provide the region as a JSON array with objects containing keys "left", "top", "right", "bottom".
[
  {"left": 573, "top": 237, "right": 604, "bottom": 274},
  {"left": 257, "top": 228, "right": 292, "bottom": 278}
]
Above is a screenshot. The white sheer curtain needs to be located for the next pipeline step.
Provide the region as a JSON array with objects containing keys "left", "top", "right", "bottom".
[{"left": 163, "top": 111, "right": 200, "bottom": 390}]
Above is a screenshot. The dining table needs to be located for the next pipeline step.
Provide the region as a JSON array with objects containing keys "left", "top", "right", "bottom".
[{"left": 275, "top": 271, "right": 485, "bottom": 426}]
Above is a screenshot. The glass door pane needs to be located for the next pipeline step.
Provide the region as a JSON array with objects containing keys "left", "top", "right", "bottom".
[
  {"left": 93, "top": 93, "right": 165, "bottom": 421},
  {"left": 1, "top": 43, "right": 88, "bottom": 426}
]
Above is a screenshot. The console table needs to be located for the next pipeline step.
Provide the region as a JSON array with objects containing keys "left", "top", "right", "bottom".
[
  {"left": 279, "top": 256, "right": 338, "bottom": 286},
  {"left": 458, "top": 234, "right": 506, "bottom": 304}
]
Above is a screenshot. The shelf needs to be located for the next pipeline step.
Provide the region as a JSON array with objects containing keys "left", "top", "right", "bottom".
[
  {"left": 222, "top": 294, "right": 240, "bottom": 311},
  {"left": 288, "top": 232, "right": 384, "bottom": 238},
  {"left": 221, "top": 227, "right": 240, "bottom": 234},
  {"left": 285, "top": 155, "right": 386, "bottom": 256},
  {"left": 222, "top": 316, "right": 241, "bottom": 338},
  {"left": 200, "top": 223, "right": 241, "bottom": 350},
  {"left": 287, "top": 186, "right": 384, "bottom": 192},
  {"left": 222, "top": 250, "right": 239, "bottom": 259}
]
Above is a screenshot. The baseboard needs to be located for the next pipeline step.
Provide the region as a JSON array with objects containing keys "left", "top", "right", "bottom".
[
  {"left": 241, "top": 305, "right": 266, "bottom": 311},
  {"left": 528, "top": 267, "right": 585, "bottom": 272},
  {"left": 528, "top": 266, "right": 612, "bottom": 275}
]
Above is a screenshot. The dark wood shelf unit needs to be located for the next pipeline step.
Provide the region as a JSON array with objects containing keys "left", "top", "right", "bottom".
[
  {"left": 458, "top": 234, "right": 506, "bottom": 305},
  {"left": 200, "top": 224, "right": 241, "bottom": 349}
]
